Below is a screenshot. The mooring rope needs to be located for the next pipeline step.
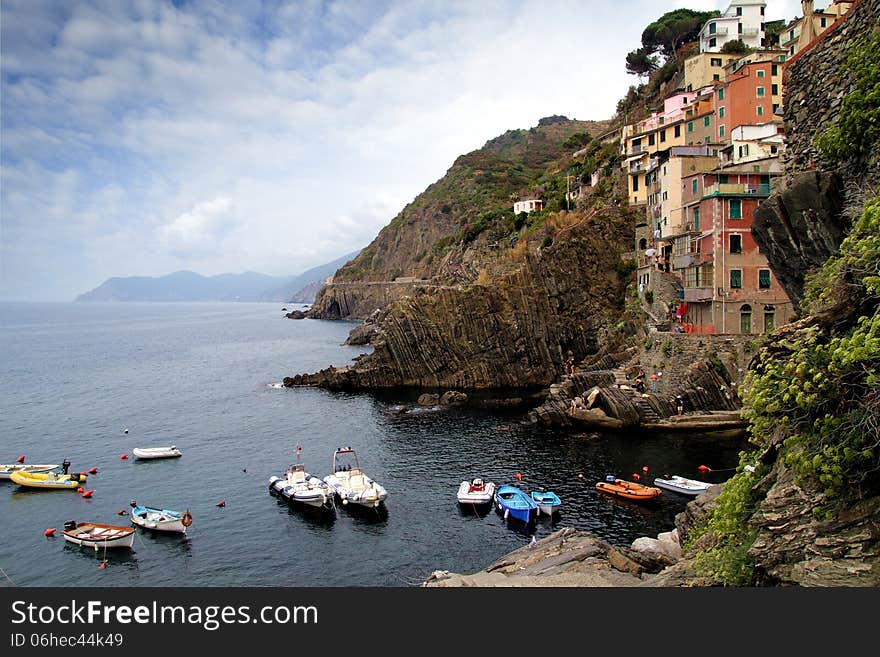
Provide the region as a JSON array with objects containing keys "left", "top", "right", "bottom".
[{"left": 0, "top": 566, "right": 17, "bottom": 586}]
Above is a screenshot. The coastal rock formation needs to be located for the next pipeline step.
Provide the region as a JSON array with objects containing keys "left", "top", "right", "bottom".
[{"left": 287, "top": 205, "right": 636, "bottom": 390}]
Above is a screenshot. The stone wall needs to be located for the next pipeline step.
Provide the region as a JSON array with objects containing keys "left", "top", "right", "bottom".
[{"left": 783, "top": 0, "right": 880, "bottom": 185}]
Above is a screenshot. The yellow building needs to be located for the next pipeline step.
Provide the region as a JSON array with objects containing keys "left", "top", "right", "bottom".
[
  {"left": 780, "top": 1, "right": 852, "bottom": 58},
  {"left": 682, "top": 52, "right": 738, "bottom": 92}
]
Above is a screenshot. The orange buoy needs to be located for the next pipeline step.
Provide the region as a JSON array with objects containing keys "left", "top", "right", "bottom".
[
  {"left": 515, "top": 472, "right": 523, "bottom": 481},
  {"left": 89, "top": 467, "right": 98, "bottom": 474},
  {"left": 116, "top": 509, "right": 126, "bottom": 515},
  {"left": 77, "top": 487, "right": 84, "bottom": 493},
  {"left": 98, "top": 561, "right": 107, "bottom": 570},
  {"left": 698, "top": 464, "right": 710, "bottom": 472},
  {"left": 642, "top": 466, "right": 649, "bottom": 473},
  {"left": 216, "top": 500, "right": 226, "bottom": 507},
  {"left": 120, "top": 454, "right": 128, "bottom": 460},
  {"left": 81, "top": 490, "right": 94, "bottom": 498},
  {"left": 44, "top": 528, "right": 56, "bottom": 537},
  {"left": 632, "top": 473, "right": 640, "bottom": 481},
  {"left": 17, "top": 455, "right": 25, "bottom": 463}
]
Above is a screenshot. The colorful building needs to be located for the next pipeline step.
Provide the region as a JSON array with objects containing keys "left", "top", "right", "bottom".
[
  {"left": 699, "top": 0, "right": 767, "bottom": 53},
  {"left": 714, "top": 55, "right": 784, "bottom": 143},
  {"left": 674, "top": 157, "right": 792, "bottom": 334},
  {"left": 779, "top": 0, "right": 853, "bottom": 57},
  {"left": 682, "top": 52, "right": 738, "bottom": 91},
  {"left": 513, "top": 198, "right": 543, "bottom": 214}
]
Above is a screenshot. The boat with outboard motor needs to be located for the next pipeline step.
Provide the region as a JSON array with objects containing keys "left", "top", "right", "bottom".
[
  {"left": 457, "top": 478, "right": 496, "bottom": 506},
  {"left": 323, "top": 447, "right": 387, "bottom": 509},
  {"left": 9, "top": 470, "right": 86, "bottom": 490},
  {"left": 128, "top": 501, "right": 193, "bottom": 534},
  {"left": 62, "top": 521, "right": 135, "bottom": 550},
  {"left": 269, "top": 463, "right": 334, "bottom": 510}
]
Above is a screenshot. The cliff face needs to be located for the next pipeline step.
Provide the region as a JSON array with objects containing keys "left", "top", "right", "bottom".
[
  {"left": 287, "top": 205, "right": 635, "bottom": 389},
  {"left": 310, "top": 116, "right": 612, "bottom": 320}
]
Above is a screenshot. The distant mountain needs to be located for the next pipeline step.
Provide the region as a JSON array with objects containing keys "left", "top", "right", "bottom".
[
  {"left": 75, "top": 250, "right": 361, "bottom": 303},
  {"left": 259, "top": 250, "right": 361, "bottom": 303}
]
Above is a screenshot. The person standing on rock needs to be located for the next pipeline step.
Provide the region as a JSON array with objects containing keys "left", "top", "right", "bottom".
[{"left": 650, "top": 372, "right": 659, "bottom": 393}]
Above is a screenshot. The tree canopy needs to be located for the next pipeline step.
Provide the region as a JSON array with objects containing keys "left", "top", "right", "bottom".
[
  {"left": 626, "top": 47, "right": 660, "bottom": 78},
  {"left": 643, "top": 8, "right": 720, "bottom": 58},
  {"left": 720, "top": 39, "right": 751, "bottom": 54}
]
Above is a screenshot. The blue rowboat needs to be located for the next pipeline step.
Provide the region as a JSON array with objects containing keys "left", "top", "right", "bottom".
[
  {"left": 494, "top": 484, "right": 538, "bottom": 523},
  {"left": 530, "top": 490, "right": 562, "bottom": 516},
  {"left": 129, "top": 501, "right": 192, "bottom": 534}
]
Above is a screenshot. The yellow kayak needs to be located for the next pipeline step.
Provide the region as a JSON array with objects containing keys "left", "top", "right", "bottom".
[{"left": 10, "top": 470, "right": 86, "bottom": 490}]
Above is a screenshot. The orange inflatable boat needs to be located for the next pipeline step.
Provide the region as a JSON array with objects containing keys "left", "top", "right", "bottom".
[{"left": 595, "top": 476, "right": 662, "bottom": 502}]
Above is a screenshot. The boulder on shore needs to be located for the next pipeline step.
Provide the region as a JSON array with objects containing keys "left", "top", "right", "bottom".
[{"left": 440, "top": 390, "right": 468, "bottom": 406}]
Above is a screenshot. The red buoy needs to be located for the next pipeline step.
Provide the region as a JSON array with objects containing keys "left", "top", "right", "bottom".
[
  {"left": 98, "top": 561, "right": 107, "bottom": 570},
  {"left": 632, "top": 473, "right": 640, "bottom": 480},
  {"left": 81, "top": 490, "right": 94, "bottom": 498},
  {"left": 116, "top": 509, "right": 126, "bottom": 515},
  {"left": 77, "top": 487, "right": 84, "bottom": 493},
  {"left": 515, "top": 472, "right": 523, "bottom": 481},
  {"left": 642, "top": 466, "right": 649, "bottom": 473},
  {"left": 44, "top": 528, "right": 56, "bottom": 537},
  {"left": 216, "top": 500, "right": 226, "bottom": 507},
  {"left": 120, "top": 454, "right": 128, "bottom": 460},
  {"left": 698, "top": 464, "right": 710, "bottom": 472},
  {"left": 17, "top": 455, "right": 26, "bottom": 463},
  {"left": 79, "top": 472, "right": 88, "bottom": 479},
  {"left": 89, "top": 467, "right": 98, "bottom": 474}
]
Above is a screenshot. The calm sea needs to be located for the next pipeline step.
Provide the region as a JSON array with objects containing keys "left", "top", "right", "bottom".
[{"left": 0, "top": 302, "right": 745, "bottom": 587}]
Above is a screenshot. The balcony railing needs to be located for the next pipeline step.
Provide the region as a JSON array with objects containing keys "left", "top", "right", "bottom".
[
  {"left": 707, "top": 26, "right": 729, "bottom": 36},
  {"left": 629, "top": 145, "right": 644, "bottom": 155},
  {"left": 684, "top": 287, "right": 714, "bottom": 302},
  {"left": 741, "top": 27, "right": 760, "bottom": 36},
  {"left": 703, "top": 182, "right": 772, "bottom": 197}
]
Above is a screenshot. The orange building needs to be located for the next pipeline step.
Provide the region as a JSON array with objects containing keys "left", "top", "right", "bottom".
[{"left": 714, "top": 58, "right": 782, "bottom": 142}]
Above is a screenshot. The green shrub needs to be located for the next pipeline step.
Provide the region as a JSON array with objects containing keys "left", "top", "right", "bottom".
[
  {"left": 644, "top": 290, "right": 654, "bottom": 304},
  {"left": 661, "top": 340, "right": 673, "bottom": 357},
  {"left": 542, "top": 235, "right": 553, "bottom": 248}
]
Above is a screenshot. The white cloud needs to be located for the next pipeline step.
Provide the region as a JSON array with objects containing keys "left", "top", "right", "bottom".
[{"left": 159, "top": 196, "right": 235, "bottom": 255}]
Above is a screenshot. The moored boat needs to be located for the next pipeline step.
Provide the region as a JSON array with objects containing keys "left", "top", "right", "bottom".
[
  {"left": 269, "top": 463, "right": 334, "bottom": 510},
  {"left": 494, "top": 484, "right": 538, "bottom": 523},
  {"left": 129, "top": 501, "right": 193, "bottom": 534},
  {"left": 0, "top": 463, "right": 60, "bottom": 480},
  {"left": 132, "top": 446, "right": 182, "bottom": 460},
  {"left": 457, "top": 478, "right": 496, "bottom": 506},
  {"left": 62, "top": 521, "right": 135, "bottom": 550},
  {"left": 595, "top": 476, "right": 662, "bottom": 502},
  {"left": 530, "top": 490, "right": 562, "bottom": 516},
  {"left": 9, "top": 470, "right": 86, "bottom": 490},
  {"left": 323, "top": 447, "right": 387, "bottom": 509},
  {"left": 653, "top": 474, "right": 713, "bottom": 497}
]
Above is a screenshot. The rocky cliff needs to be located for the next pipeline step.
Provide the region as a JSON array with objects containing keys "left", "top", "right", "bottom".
[{"left": 287, "top": 204, "right": 637, "bottom": 390}]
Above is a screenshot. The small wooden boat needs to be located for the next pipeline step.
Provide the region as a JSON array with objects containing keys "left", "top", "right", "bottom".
[
  {"left": 323, "top": 447, "right": 387, "bottom": 509},
  {"left": 269, "top": 463, "right": 334, "bottom": 510},
  {"left": 129, "top": 501, "right": 193, "bottom": 534},
  {"left": 62, "top": 521, "right": 135, "bottom": 550},
  {"left": 0, "top": 464, "right": 60, "bottom": 480},
  {"left": 530, "top": 490, "right": 562, "bottom": 516},
  {"left": 457, "top": 478, "right": 496, "bottom": 505},
  {"left": 9, "top": 470, "right": 86, "bottom": 490},
  {"left": 595, "top": 476, "right": 662, "bottom": 502},
  {"left": 494, "top": 484, "right": 538, "bottom": 523},
  {"left": 132, "top": 446, "right": 182, "bottom": 460},
  {"left": 653, "top": 475, "right": 713, "bottom": 497}
]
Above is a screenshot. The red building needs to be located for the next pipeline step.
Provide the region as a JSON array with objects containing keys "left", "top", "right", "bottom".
[{"left": 673, "top": 157, "right": 793, "bottom": 334}]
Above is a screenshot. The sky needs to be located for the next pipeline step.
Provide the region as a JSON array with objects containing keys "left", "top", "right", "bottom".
[{"left": 1, "top": 0, "right": 803, "bottom": 301}]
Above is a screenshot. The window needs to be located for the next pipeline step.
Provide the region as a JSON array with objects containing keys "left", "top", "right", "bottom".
[
  {"left": 730, "top": 198, "right": 742, "bottom": 218},
  {"left": 736, "top": 7, "right": 742, "bottom": 16},
  {"left": 741, "top": 308, "right": 752, "bottom": 333},
  {"left": 789, "top": 29, "right": 795, "bottom": 40},
  {"left": 719, "top": 174, "right": 729, "bottom": 184},
  {"left": 821, "top": 17, "right": 827, "bottom": 28},
  {"left": 718, "top": 88, "right": 725, "bottom": 101},
  {"left": 704, "top": 116, "right": 711, "bottom": 127},
  {"left": 648, "top": 133, "right": 655, "bottom": 146},
  {"left": 757, "top": 70, "right": 765, "bottom": 78},
  {"left": 738, "top": 22, "right": 743, "bottom": 33},
  {"left": 764, "top": 311, "right": 775, "bottom": 332},
  {"left": 759, "top": 269, "right": 771, "bottom": 289},
  {"left": 633, "top": 176, "right": 639, "bottom": 192},
  {"left": 692, "top": 179, "right": 698, "bottom": 194},
  {"left": 719, "top": 106, "right": 725, "bottom": 118},
  {"left": 757, "top": 105, "right": 764, "bottom": 116},
  {"left": 757, "top": 87, "right": 765, "bottom": 97},
  {"left": 688, "top": 121, "right": 694, "bottom": 133},
  {"left": 730, "top": 234, "right": 742, "bottom": 253},
  {"left": 662, "top": 191, "right": 668, "bottom": 201},
  {"left": 772, "top": 64, "right": 778, "bottom": 75},
  {"left": 694, "top": 208, "right": 701, "bottom": 231},
  {"left": 780, "top": 54, "right": 786, "bottom": 62},
  {"left": 720, "top": 125, "right": 726, "bottom": 138},
  {"left": 773, "top": 103, "right": 779, "bottom": 113},
  {"left": 772, "top": 84, "right": 778, "bottom": 95},
  {"left": 761, "top": 6, "right": 765, "bottom": 15},
  {"left": 771, "top": 144, "right": 779, "bottom": 154},
  {"left": 709, "top": 22, "right": 717, "bottom": 34},
  {"left": 730, "top": 269, "right": 743, "bottom": 289},
  {"left": 660, "top": 129, "right": 666, "bottom": 143},
  {"left": 674, "top": 125, "right": 681, "bottom": 138},
  {"left": 711, "top": 57, "right": 722, "bottom": 66},
  {"left": 709, "top": 37, "right": 717, "bottom": 48},
  {"left": 713, "top": 73, "right": 720, "bottom": 81}
]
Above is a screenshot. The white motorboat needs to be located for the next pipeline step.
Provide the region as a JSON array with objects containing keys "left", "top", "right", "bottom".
[
  {"left": 323, "top": 447, "right": 387, "bottom": 509},
  {"left": 653, "top": 474, "right": 713, "bottom": 497},
  {"left": 456, "top": 478, "right": 496, "bottom": 505},
  {"left": 132, "top": 446, "right": 182, "bottom": 460},
  {"left": 62, "top": 521, "right": 135, "bottom": 550},
  {"left": 129, "top": 501, "right": 192, "bottom": 534},
  {"left": 269, "top": 463, "right": 334, "bottom": 510},
  {"left": 0, "top": 463, "right": 60, "bottom": 480}
]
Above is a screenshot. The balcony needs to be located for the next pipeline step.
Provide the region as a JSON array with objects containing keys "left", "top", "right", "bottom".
[
  {"left": 703, "top": 182, "right": 772, "bottom": 197},
  {"left": 629, "top": 145, "right": 644, "bottom": 156},
  {"left": 684, "top": 287, "right": 714, "bottom": 302},
  {"left": 707, "top": 26, "right": 729, "bottom": 37},
  {"left": 741, "top": 27, "right": 760, "bottom": 36}
]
